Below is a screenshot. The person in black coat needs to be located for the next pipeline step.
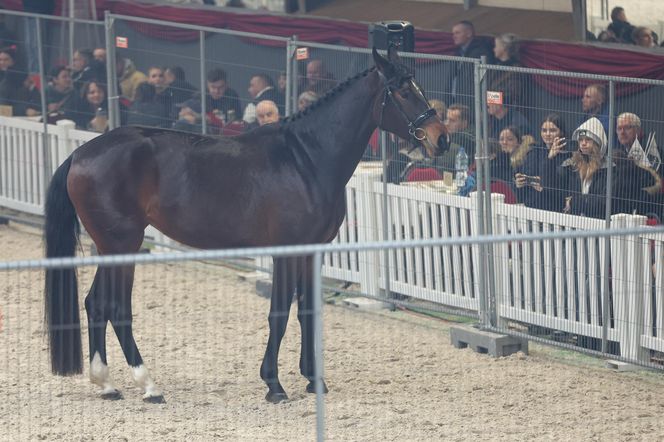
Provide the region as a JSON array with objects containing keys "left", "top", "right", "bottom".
[
  {"left": 127, "top": 82, "right": 170, "bottom": 128},
  {"left": 449, "top": 20, "right": 493, "bottom": 109},
  {"left": 71, "top": 49, "right": 105, "bottom": 93},
  {"left": 607, "top": 6, "right": 635, "bottom": 44},
  {"left": 518, "top": 114, "right": 571, "bottom": 211},
  {"left": 163, "top": 66, "right": 197, "bottom": 119},
  {"left": 68, "top": 80, "right": 127, "bottom": 132},
  {"left": 556, "top": 117, "right": 613, "bottom": 219},
  {"left": 0, "top": 48, "right": 30, "bottom": 115},
  {"left": 242, "top": 73, "right": 284, "bottom": 124},
  {"left": 172, "top": 68, "right": 242, "bottom": 134}
]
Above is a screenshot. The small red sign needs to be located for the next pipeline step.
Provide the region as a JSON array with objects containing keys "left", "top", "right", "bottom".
[
  {"left": 116, "top": 36, "right": 128, "bottom": 49},
  {"left": 296, "top": 47, "right": 309, "bottom": 61},
  {"left": 486, "top": 91, "right": 503, "bottom": 105}
]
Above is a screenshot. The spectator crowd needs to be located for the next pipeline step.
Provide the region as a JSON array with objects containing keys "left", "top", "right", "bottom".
[{"left": 0, "top": 5, "right": 663, "bottom": 225}]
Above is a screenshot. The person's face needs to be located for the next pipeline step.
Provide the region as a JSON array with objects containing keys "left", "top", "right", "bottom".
[
  {"left": 452, "top": 24, "right": 472, "bottom": 47},
  {"left": 582, "top": 86, "right": 602, "bottom": 113},
  {"left": 637, "top": 29, "right": 655, "bottom": 47},
  {"left": 493, "top": 39, "right": 506, "bottom": 60},
  {"left": 148, "top": 68, "right": 164, "bottom": 88},
  {"left": 256, "top": 104, "right": 279, "bottom": 126},
  {"left": 499, "top": 129, "right": 519, "bottom": 154},
  {"left": 617, "top": 10, "right": 627, "bottom": 22},
  {"left": 487, "top": 102, "right": 503, "bottom": 116},
  {"left": 578, "top": 136, "right": 599, "bottom": 155},
  {"left": 207, "top": 79, "right": 227, "bottom": 99},
  {"left": 445, "top": 109, "right": 467, "bottom": 133},
  {"left": 248, "top": 76, "right": 264, "bottom": 99},
  {"left": 306, "top": 61, "right": 323, "bottom": 82},
  {"left": 278, "top": 74, "right": 287, "bottom": 91},
  {"left": 540, "top": 121, "right": 561, "bottom": 147},
  {"left": 93, "top": 48, "right": 106, "bottom": 62},
  {"left": 86, "top": 83, "right": 105, "bottom": 106},
  {"left": 72, "top": 52, "right": 87, "bottom": 72},
  {"left": 617, "top": 117, "right": 638, "bottom": 146},
  {"left": 54, "top": 69, "right": 72, "bottom": 91},
  {"left": 0, "top": 52, "right": 14, "bottom": 71}
]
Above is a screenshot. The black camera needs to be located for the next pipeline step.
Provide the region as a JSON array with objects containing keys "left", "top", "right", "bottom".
[{"left": 368, "top": 21, "right": 415, "bottom": 52}]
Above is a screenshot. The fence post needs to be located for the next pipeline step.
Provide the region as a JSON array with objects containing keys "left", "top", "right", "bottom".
[
  {"left": 489, "top": 192, "right": 506, "bottom": 327},
  {"left": 611, "top": 214, "right": 648, "bottom": 362},
  {"left": 199, "top": 30, "right": 207, "bottom": 135},
  {"left": 104, "top": 12, "right": 119, "bottom": 130},
  {"left": 55, "top": 120, "right": 76, "bottom": 164},
  {"left": 312, "top": 251, "right": 325, "bottom": 442},
  {"left": 602, "top": 80, "right": 616, "bottom": 354},
  {"left": 289, "top": 36, "right": 299, "bottom": 116},
  {"left": 285, "top": 37, "right": 295, "bottom": 117},
  {"left": 356, "top": 172, "right": 381, "bottom": 298},
  {"left": 35, "top": 17, "right": 53, "bottom": 193}
]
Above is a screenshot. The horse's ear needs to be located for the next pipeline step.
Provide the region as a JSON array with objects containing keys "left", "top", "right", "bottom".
[
  {"left": 372, "top": 47, "right": 391, "bottom": 75},
  {"left": 387, "top": 45, "right": 401, "bottom": 64}
]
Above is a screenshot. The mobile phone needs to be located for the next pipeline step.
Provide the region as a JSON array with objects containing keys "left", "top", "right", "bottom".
[
  {"left": 566, "top": 139, "right": 579, "bottom": 152},
  {"left": 525, "top": 175, "right": 541, "bottom": 186}
]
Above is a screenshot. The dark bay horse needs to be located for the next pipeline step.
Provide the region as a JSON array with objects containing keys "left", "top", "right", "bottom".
[{"left": 43, "top": 47, "right": 448, "bottom": 403}]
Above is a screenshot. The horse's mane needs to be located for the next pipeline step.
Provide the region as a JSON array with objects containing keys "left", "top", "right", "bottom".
[
  {"left": 280, "top": 57, "right": 413, "bottom": 128},
  {"left": 282, "top": 67, "right": 374, "bottom": 126}
]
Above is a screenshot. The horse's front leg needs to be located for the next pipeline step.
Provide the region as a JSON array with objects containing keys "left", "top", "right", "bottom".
[
  {"left": 297, "top": 255, "right": 328, "bottom": 395},
  {"left": 260, "top": 257, "right": 298, "bottom": 403}
]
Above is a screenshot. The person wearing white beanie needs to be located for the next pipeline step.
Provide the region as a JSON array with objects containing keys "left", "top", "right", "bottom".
[{"left": 558, "top": 117, "right": 613, "bottom": 218}]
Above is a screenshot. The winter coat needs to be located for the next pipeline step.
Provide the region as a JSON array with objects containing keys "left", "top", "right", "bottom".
[{"left": 118, "top": 59, "right": 148, "bottom": 102}]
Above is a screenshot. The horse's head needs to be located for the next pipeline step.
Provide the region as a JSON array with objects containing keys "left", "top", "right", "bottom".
[{"left": 372, "top": 47, "right": 449, "bottom": 157}]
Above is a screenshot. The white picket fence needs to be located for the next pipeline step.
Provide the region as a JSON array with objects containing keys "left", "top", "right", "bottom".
[{"left": 2, "top": 116, "right": 664, "bottom": 364}]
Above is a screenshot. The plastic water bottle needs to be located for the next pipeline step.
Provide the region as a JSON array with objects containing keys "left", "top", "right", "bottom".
[{"left": 455, "top": 147, "right": 469, "bottom": 189}]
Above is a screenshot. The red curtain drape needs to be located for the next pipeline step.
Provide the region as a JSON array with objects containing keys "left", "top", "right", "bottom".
[{"left": 6, "top": 0, "right": 664, "bottom": 96}]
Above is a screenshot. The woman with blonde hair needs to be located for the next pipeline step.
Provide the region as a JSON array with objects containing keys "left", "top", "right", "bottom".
[
  {"left": 557, "top": 117, "right": 613, "bottom": 218},
  {"left": 489, "top": 33, "right": 526, "bottom": 106}
]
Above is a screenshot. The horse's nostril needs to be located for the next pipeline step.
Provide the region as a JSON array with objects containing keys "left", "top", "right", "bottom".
[{"left": 437, "top": 135, "right": 449, "bottom": 153}]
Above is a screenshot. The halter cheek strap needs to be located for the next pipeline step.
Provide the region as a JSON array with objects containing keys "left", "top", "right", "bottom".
[{"left": 376, "top": 72, "right": 437, "bottom": 142}]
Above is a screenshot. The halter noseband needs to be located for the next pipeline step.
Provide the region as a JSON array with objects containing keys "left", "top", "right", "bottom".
[{"left": 377, "top": 72, "right": 437, "bottom": 142}]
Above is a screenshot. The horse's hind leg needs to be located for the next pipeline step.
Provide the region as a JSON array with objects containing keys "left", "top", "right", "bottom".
[
  {"left": 86, "top": 268, "right": 122, "bottom": 400},
  {"left": 260, "top": 256, "right": 299, "bottom": 403},
  {"left": 108, "top": 264, "right": 165, "bottom": 403},
  {"left": 297, "top": 256, "right": 328, "bottom": 395}
]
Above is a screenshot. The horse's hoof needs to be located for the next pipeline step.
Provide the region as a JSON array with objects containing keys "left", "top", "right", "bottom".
[
  {"left": 306, "top": 381, "right": 329, "bottom": 394},
  {"left": 143, "top": 395, "right": 166, "bottom": 404},
  {"left": 265, "top": 390, "right": 288, "bottom": 404},
  {"left": 100, "top": 390, "right": 123, "bottom": 400}
]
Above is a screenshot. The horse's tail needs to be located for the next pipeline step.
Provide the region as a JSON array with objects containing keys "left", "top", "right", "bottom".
[{"left": 44, "top": 155, "right": 82, "bottom": 375}]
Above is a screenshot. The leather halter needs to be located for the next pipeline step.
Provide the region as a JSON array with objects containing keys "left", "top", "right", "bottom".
[{"left": 377, "top": 72, "right": 437, "bottom": 142}]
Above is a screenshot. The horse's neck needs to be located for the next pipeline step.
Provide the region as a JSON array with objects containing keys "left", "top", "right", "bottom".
[{"left": 291, "top": 71, "right": 380, "bottom": 186}]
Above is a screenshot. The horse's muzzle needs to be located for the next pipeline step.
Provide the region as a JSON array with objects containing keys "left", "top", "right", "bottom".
[{"left": 436, "top": 134, "right": 450, "bottom": 155}]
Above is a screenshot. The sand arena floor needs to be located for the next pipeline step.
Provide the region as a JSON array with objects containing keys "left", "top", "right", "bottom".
[{"left": 1, "top": 222, "right": 664, "bottom": 441}]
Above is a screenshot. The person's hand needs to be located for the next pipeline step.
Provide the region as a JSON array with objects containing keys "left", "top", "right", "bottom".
[
  {"left": 548, "top": 137, "right": 566, "bottom": 159},
  {"left": 48, "top": 102, "right": 60, "bottom": 112},
  {"left": 514, "top": 173, "right": 527, "bottom": 188},
  {"left": 89, "top": 116, "right": 108, "bottom": 132}
]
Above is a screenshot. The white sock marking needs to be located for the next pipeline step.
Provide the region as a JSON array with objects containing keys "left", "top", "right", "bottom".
[
  {"left": 132, "top": 364, "right": 162, "bottom": 398},
  {"left": 89, "top": 352, "right": 119, "bottom": 395}
]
